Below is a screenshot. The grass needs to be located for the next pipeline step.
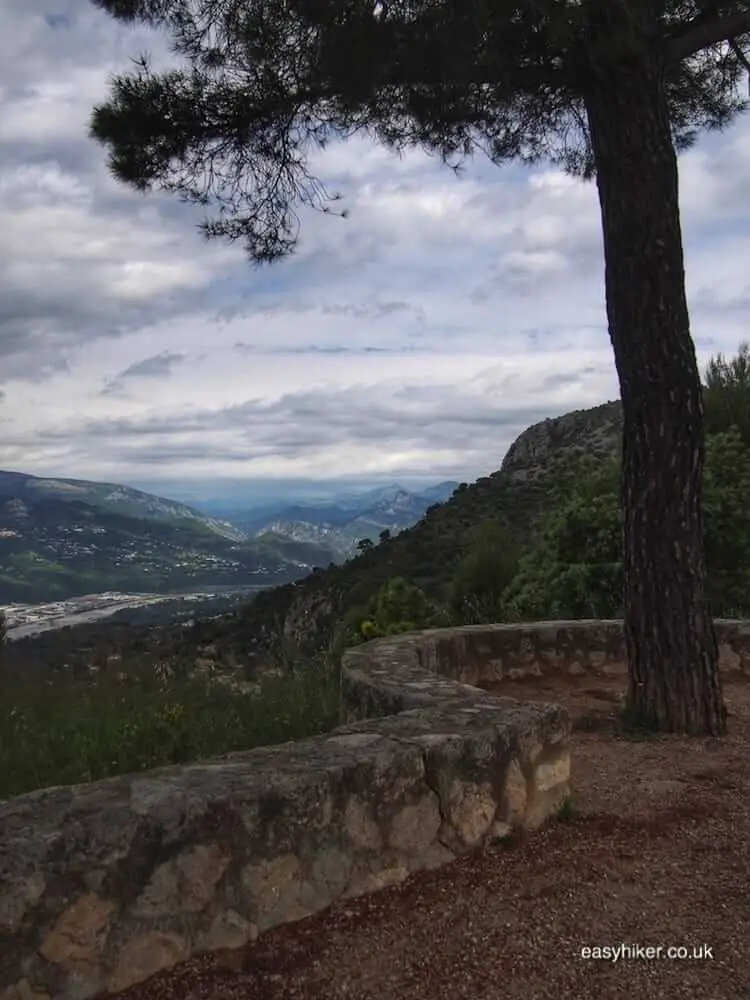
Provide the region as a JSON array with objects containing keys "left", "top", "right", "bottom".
[
  {"left": 492, "top": 824, "right": 525, "bottom": 850},
  {"left": 555, "top": 793, "right": 578, "bottom": 824},
  {"left": 0, "top": 655, "right": 341, "bottom": 801}
]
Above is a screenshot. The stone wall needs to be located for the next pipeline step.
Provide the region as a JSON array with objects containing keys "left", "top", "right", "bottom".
[
  {"left": 342, "top": 619, "right": 750, "bottom": 700},
  {"left": 3, "top": 618, "right": 748, "bottom": 1000}
]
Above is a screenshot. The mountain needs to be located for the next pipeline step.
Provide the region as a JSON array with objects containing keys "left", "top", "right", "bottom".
[
  {"left": 218, "top": 481, "right": 461, "bottom": 558},
  {"left": 201, "top": 401, "right": 625, "bottom": 661},
  {"left": 0, "top": 471, "right": 246, "bottom": 541},
  {"left": 0, "top": 470, "right": 336, "bottom": 603},
  {"left": 500, "top": 400, "right": 623, "bottom": 482}
]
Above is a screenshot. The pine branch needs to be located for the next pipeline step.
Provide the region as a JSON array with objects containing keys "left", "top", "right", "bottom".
[{"left": 666, "top": 8, "right": 750, "bottom": 61}]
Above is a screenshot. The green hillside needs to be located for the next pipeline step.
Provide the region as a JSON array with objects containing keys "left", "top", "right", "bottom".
[
  {"left": 0, "top": 475, "right": 335, "bottom": 603},
  {"left": 0, "top": 399, "right": 624, "bottom": 674}
]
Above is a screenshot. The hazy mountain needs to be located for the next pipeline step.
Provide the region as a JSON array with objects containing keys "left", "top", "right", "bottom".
[
  {"left": 0, "top": 470, "right": 335, "bottom": 603},
  {"left": 0, "top": 470, "right": 250, "bottom": 541},
  {"left": 2, "top": 403, "right": 622, "bottom": 664},
  {"left": 214, "top": 481, "right": 460, "bottom": 557}
]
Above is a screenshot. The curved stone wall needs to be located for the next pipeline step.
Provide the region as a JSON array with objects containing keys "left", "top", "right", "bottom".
[
  {"left": 342, "top": 618, "right": 750, "bottom": 707},
  {"left": 3, "top": 618, "right": 748, "bottom": 1000}
]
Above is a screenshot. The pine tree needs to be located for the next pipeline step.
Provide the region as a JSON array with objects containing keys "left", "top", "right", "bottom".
[{"left": 90, "top": 0, "right": 750, "bottom": 735}]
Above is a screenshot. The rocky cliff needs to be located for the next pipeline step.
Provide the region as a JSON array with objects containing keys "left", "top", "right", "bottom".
[{"left": 501, "top": 400, "right": 622, "bottom": 482}]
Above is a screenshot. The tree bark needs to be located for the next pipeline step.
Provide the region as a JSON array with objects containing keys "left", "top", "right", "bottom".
[{"left": 582, "top": 22, "right": 726, "bottom": 735}]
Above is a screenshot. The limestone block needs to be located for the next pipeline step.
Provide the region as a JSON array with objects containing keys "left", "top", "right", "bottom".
[
  {"left": 0, "top": 980, "right": 51, "bottom": 1000},
  {"left": 444, "top": 781, "right": 498, "bottom": 849},
  {"left": 134, "top": 843, "right": 229, "bottom": 917},
  {"left": 344, "top": 798, "right": 382, "bottom": 851},
  {"left": 196, "top": 909, "right": 258, "bottom": 953},
  {"left": 241, "top": 853, "right": 301, "bottom": 911},
  {"left": 309, "top": 847, "right": 354, "bottom": 897},
  {"left": 504, "top": 760, "right": 528, "bottom": 822},
  {"left": 107, "top": 932, "right": 187, "bottom": 994},
  {"left": 535, "top": 753, "right": 571, "bottom": 793},
  {"left": 0, "top": 874, "right": 45, "bottom": 934},
  {"left": 38, "top": 893, "right": 115, "bottom": 973},
  {"left": 387, "top": 795, "right": 442, "bottom": 854},
  {"left": 358, "top": 865, "right": 410, "bottom": 893}
]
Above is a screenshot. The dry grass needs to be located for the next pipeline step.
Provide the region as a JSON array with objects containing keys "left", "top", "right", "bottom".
[{"left": 114, "top": 675, "right": 750, "bottom": 1000}]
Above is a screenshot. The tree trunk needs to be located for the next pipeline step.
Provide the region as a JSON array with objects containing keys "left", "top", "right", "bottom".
[{"left": 582, "top": 21, "right": 726, "bottom": 735}]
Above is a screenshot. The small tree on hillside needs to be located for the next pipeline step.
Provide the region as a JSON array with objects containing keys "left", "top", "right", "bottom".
[
  {"left": 359, "top": 576, "right": 436, "bottom": 638},
  {"left": 451, "top": 521, "right": 521, "bottom": 623},
  {"left": 503, "top": 374, "right": 750, "bottom": 621},
  {"left": 704, "top": 340, "right": 750, "bottom": 446},
  {"left": 90, "top": 0, "right": 750, "bottom": 735}
]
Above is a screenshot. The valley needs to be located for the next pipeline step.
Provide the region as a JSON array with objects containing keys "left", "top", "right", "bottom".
[
  {"left": 0, "top": 471, "right": 333, "bottom": 604},
  {"left": 0, "top": 471, "right": 458, "bottom": 606},
  {"left": 0, "top": 585, "right": 267, "bottom": 640}
]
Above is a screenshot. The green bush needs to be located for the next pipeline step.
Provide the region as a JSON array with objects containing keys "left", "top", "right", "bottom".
[
  {"left": 350, "top": 576, "right": 447, "bottom": 641},
  {"left": 450, "top": 520, "right": 522, "bottom": 623}
]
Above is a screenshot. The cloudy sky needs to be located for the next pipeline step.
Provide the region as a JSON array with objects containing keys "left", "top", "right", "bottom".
[{"left": 1, "top": 2, "right": 749, "bottom": 503}]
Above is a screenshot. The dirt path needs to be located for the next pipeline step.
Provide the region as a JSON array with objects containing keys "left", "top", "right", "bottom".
[{"left": 118, "top": 676, "right": 750, "bottom": 1000}]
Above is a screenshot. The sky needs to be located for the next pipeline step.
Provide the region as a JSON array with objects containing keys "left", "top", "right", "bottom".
[{"left": 1, "top": 2, "right": 749, "bottom": 504}]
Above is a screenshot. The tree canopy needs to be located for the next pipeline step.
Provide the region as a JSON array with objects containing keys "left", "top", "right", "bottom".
[
  {"left": 704, "top": 339, "right": 750, "bottom": 446},
  {"left": 91, "top": 0, "right": 750, "bottom": 262},
  {"left": 497, "top": 420, "right": 750, "bottom": 623}
]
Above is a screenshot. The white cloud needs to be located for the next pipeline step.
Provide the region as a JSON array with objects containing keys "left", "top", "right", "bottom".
[{"left": 0, "top": 0, "right": 748, "bottom": 497}]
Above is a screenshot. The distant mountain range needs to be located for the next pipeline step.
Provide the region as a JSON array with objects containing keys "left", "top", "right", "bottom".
[
  {"left": 0, "top": 471, "right": 333, "bottom": 604},
  {"left": 0, "top": 471, "right": 458, "bottom": 604},
  {"left": 0, "top": 470, "right": 246, "bottom": 540},
  {"left": 195, "top": 481, "right": 460, "bottom": 558}
]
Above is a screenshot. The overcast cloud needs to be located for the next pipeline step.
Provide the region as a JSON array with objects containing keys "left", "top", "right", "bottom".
[{"left": 1, "top": 2, "right": 749, "bottom": 501}]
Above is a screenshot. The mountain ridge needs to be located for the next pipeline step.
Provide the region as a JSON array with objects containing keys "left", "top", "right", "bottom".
[
  {"left": 0, "top": 470, "right": 247, "bottom": 542},
  {"left": 0, "top": 398, "right": 627, "bottom": 674},
  {"left": 199, "top": 481, "right": 460, "bottom": 557},
  {"left": 0, "top": 470, "right": 335, "bottom": 603},
  {"left": 225, "top": 399, "right": 626, "bottom": 660}
]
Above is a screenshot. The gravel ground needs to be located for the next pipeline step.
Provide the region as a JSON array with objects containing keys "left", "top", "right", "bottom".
[{"left": 113, "top": 676, "right": 750, "bottom": 1000}]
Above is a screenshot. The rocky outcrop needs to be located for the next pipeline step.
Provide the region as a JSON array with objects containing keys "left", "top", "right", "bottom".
[
  {"left": 3, "top": 618, "right": 749, "bottom": 1000},
  {"left": 282, "top": 581, "right": 343, "bottom": 654},
  {"left": 500, "top": 400, "right": 622, "bottom": 482}
]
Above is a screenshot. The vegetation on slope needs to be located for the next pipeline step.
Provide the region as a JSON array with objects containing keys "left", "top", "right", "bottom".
[
  {"left": 0, "top": 639, "right": 340, "bottom": 800},
  {"left": 90, "top": 0, "right": 750, "bottom": 736},
  {"left": 0, "top": 492, "right": 332, "bottom": 603}
]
